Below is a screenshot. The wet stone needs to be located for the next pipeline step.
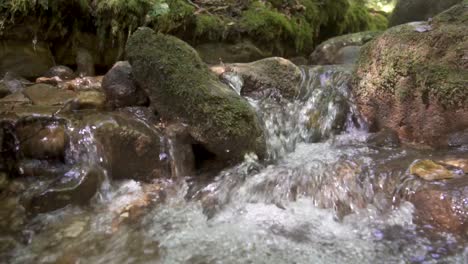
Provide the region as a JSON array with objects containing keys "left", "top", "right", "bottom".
[
  {"left": 16, "top": 121, "right": 68, "bottom": 160},
  {"left": 23, "top": 84, "right": 76, "bottom": 106},
  {"left": 409, "top": 160, "right": 454, "bottom": 181}
]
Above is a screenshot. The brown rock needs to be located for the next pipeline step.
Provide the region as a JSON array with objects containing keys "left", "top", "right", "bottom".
[{"left": 410, "top": 177, "right": 468, "bottom": 234}]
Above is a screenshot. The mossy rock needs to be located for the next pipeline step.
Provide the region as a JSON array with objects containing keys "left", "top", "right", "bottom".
[
  {"left": 126, "top": 27, "right": 266, "bottom": 162},
  {"left": 195, "top": 41, "right": 270, "bottom": 65},
  {"left": 227, "top": 57, "right": 302, "bottom": 100},
  {"left": 389, "top": 0, "right": 463, "bottom": 26},
  {"left": 310, "top": 31, "right": 381, "bottom": 64},
  {"left": 353, "top": 3, "right": 468, "bottom": 146}
]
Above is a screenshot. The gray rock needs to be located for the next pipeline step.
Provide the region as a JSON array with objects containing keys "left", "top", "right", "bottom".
[{"left": 102, "top": 61, "right": 148, "bottom": 108}]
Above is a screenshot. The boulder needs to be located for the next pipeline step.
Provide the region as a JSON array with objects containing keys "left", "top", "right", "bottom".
[
  {"left": 126, "top": 27, "right": 266, "bottom": 162},
  {"left": 195, "top": 41, "right": 269, "bottom": 65},
  {"left": 353, "top": 3, "right": 468, "bottom": 147},
  {"left": 310, "top": 31, "right": 381, "bottom": 65},
  {"left": 0, "top": 40, "right": 54, "bottom": 79},
  {"left": 102, "top": 61, "right": 148, "bottom": 108},
  {"left": 389, "top": 0, "right": 463, "bottom": 26},
  {"left": 224, "top": 57, "right": 302, "bottom": 100}
]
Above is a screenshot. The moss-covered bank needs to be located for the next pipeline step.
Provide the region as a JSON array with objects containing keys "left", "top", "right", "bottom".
[{"left": 0, "top": 0, "right": 390, "bottom": 59}]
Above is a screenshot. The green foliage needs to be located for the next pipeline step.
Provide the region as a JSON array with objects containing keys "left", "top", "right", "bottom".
[{"left": 194, "top": 14, "right": 226, "bottom": 41}]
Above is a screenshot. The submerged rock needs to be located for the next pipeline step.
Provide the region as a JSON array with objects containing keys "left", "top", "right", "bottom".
[
  {"left": 224, "top": 57, "right": 302, "bottom": 100},
  {"left": 410, "top": 177, "right": 468, "bottom": 234},
  {"left": 126, "top": 27, "right": 266, "bottom": 162},
  {"left": 389, "top": 0, "right": 463, "bottom": 26},
  {"left": 309, "top": 31, "right": 381, "bottom": 65},
  {"left": 353, "top": 3, "right": 468, "bottom": 147},
  {"left": 29, "top": 166, "right": 104, "bottom": 214},
  {"left": 102, "top": 61, "right": 148, "bottom": 108},
  {"left": 409, "top": 160, "right": 454, "bottom": 181}
]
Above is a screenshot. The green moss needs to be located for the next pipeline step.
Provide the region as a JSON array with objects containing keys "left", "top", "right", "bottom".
[
  {"left": 194, "top": 14, "right": 226, "bottom": 41},
  {"left": 415, "top": 65, "right": 468, "bottom": 107},
  {"left": 126, "top": 28, "right": 266, "bottom": 160},
  {"left": 240, "top": 2, "right": 293, "bottom": 44}
]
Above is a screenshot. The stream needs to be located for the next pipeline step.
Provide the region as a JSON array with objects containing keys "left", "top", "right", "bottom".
[{"left": 0, "top": 65, "right": 467, "bottom": 263}]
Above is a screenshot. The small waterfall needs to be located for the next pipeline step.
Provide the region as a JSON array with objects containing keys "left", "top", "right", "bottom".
[{"left": 231, "top": 64, "right": 365, "bottom": 160}]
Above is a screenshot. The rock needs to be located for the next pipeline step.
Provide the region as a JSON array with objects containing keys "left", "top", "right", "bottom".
[
  {"left": 195, "top": 41, "right": 269, "bottom": 65},
  {"left": 288, "top": 56, "right": 309, "bottom": 66},
  {"left": 438, "top": 159, "right": 468, "bottom": 174},
  {"left": 335, "top": 46, "right": 362, "bottom": 65},
  {"left": 366, "top": 128, "right": 401, "bottom": 148},
  {"left": 0, "top": 83, "right": 9, "bottom": 98},
  {"left": 16, "top": 120, "right": 67, "bottom": 160},
  {"left": 389, "top": 0, "right": 463, "bottom": 26},
  {"left": 102, "top": 61, "right": 148, "bottom": 108},
  {"left": 63, "top": 221, "right": 87, "bottom": 238},
  {"left": 29, "top": 165, "right": 104, "bottom": 214},
  {"left": 59, "top": 76, "right": 103, "bottom": 91},
  {"left": 43, "top": 65, "right": 76, "bottom": 80},
  {"left": 86, "top": 109, "right": 171, "bottom": 181},
  {"left": 23, "top": 84, "right": 76, "bottom": 106},
  {"left": 310, "top": 31, "right": 381, "bottom": 65},
  {"left": 224, "top": 57, "right": 302, "bottom": 100},
  {"left": 353, "top": 4, "right": 468, "bottom": 147},
  {"left": 126, "top": 27, "right": 266, "bottom": 162},
  {"left": 409, "top": 177, "right": 468, "bottom": 234},
  {"left": 447, "top": 129, "right": 468, "bottom": 148},
  {"left": 409, "top": 160, "right": 454, "bottom": 181},
  {"left": 1, "top": 72, "right": 33, "bottom": 94},
  {"left": 75, "top": 90, "right": 106, "bottom": 109},
  {"left": 0, "top": 92, "right": 31, "bottom": 105},
  {"left": 0, "top": 40, "right": 54, "bottom": 79},
  {"left": 76, "top": 48, "right": 95, "bottom": 77}
]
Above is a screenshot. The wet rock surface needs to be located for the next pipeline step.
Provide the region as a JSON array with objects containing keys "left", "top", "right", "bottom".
[
  {"left": 224, "top": 57, "right": 302, "bottom": 100},
  {"left": 410, "top": 177, "right": 468, "bottom": 234},
  {"left": 196, "top": 41, "right": 269, "bottom": 65}
]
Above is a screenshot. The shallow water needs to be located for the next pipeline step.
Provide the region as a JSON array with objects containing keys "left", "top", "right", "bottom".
[{"left": 1, "top": 66, "right": 467, "bottom": 263}]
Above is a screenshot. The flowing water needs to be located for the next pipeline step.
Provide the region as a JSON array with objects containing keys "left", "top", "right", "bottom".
[{"left": 1, "top": 66, "right": 467, "bottom": 263}]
